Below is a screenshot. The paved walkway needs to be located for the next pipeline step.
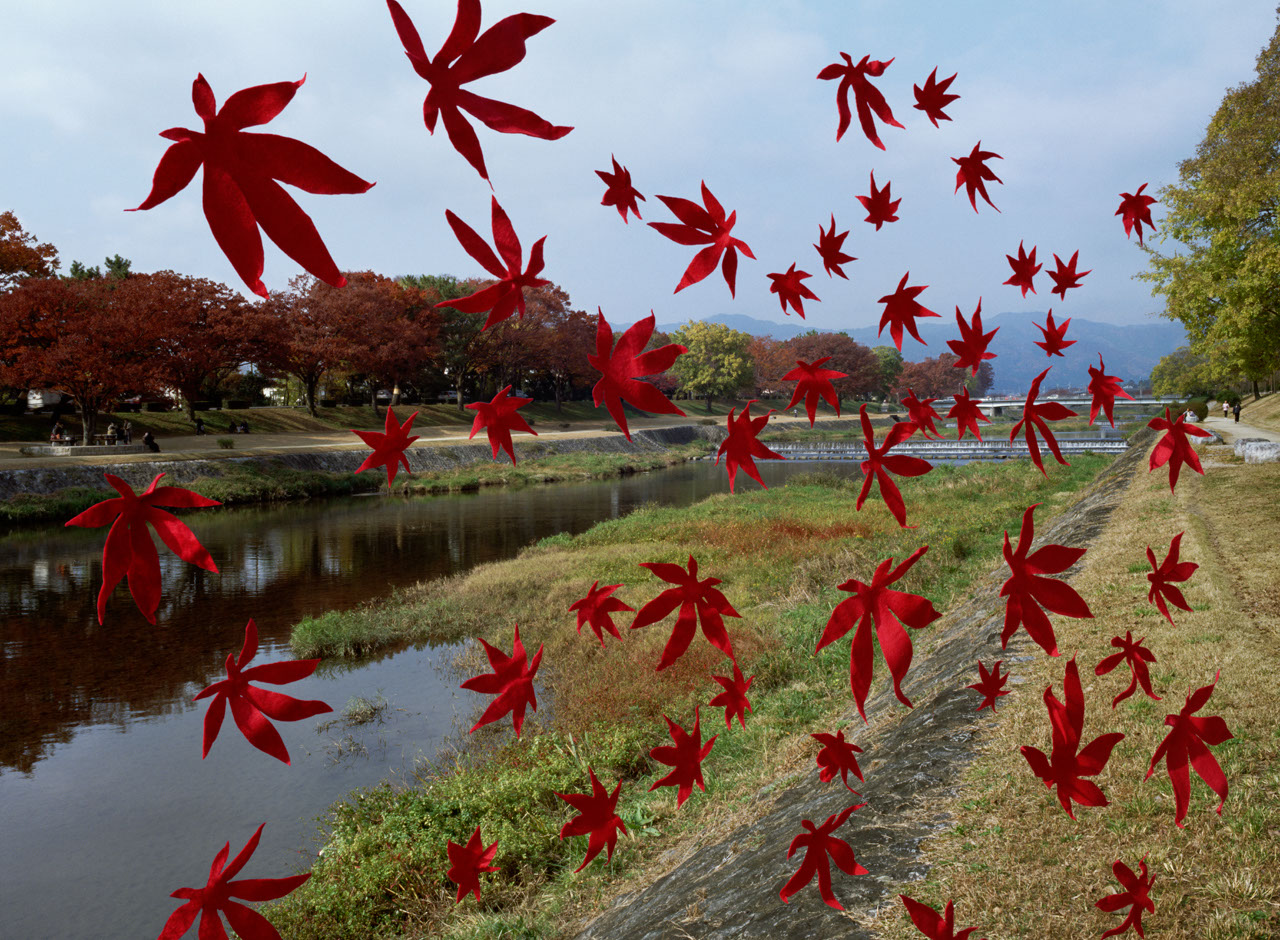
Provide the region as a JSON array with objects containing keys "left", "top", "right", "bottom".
[{"left": 1202, "top": 404, "right": 1280, "bottom": 444}]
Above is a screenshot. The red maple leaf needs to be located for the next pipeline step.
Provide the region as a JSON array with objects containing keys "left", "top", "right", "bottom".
[
  {"left": 779, "top": 804, "right": 868, "bottom": 909},
  {"left": 648, "top": 707, "right": 717, "bottom": 807},
  {"left": 901, "top": 388, "right": 944, "bottom": 440},
  {"left": 1047, "top": 250, "right": 1091, "bottom": 301},
  {"left": 1146, "top": 531, "right": 1198, "bottom": 626},
  {"left": 1095, "top": 857, "right": 1156, "bottom": 939},
  {"left": 877, "top": 272, "right": 940, "bottom": 351},
  {"left": 709, "top": 663, "right": 754, "bottom": 729},
  {"left": 967, "top": 659, "right": 1010, "bottom": 712},
  {"left": 816, "top": 544, "right": 941, "bottom": 720},
  {"left": 556, "top": 766, "right": 628, "bottom": 871},
  {"left": 352, "top": 408, "right": 420, "bottom": 487},
  {"left": 813, "top": 214, "right": 856, "bottom": 279},
  {"left": 1116, "top": 183, "right": 1157, "bottom": 246},
  {"left": 466, "top": 385, "right": 537, "bottom": 464},
  {"left": 858, "top": 170, "right": 901, "bottom": 230},
  {"left": 999, "top": 503, "right": 1092, "bottom": 657},
  {"left": 817, "top": 52, "right": 903, "bottom": 149},
  {"left": 716, "top": 400, "right": 785, "bottom": 493},
  {"left": 856, "top": 405, "right": 934, "bottom": 528},
  {"left": 912, "top": 68, "right": 959, "bottom": 127},
  {"left": 194, "top": 619, "right": 331, "bottom": 765},
  {"left": 1003, "top": 240, "right": 1041, "bottom": 297},
  {"left": 1087, "top": 355, "right": 1134, "bottom": 427},
  {"left": 446, "top": 826, "right": 498, "bottom": 903},
  {"left": 1147, "top": 408, "right": 1212, "bottom": 491},
  {"left": 768, "top": 263, "right": 820, "bottom": 318},
  {"left": 632, "top": 555, "right": 741, "bottom": 671},
  {"left": 1020, "top": 655, "right": 1125, "bottom": 819},
  {"left": 952, "top": 141, "right": 1002, "bottom": 213},
  {"left": 156, "top": 823, "right": 310, "bottom": 940},
  {"left": 1010, "top": 367, "right": 1078, "bottom": 475},
  {"left": 948, "top": 388, "right": 991, "bottom": 442},
  {"left": 899, "top": 894, "right": 986, "bottom": 940},
  {"left": 784, "top": 357, "right": 848, "bottom": 426},
  {"left": 588, "top": 310, "right": 688, "bottom": 441},
  {"left": 568, "top": 580, "right": 634, "bottom": 646},
  {"left": 1034, "top": 309, "right": 1075, "bottom": 357},
  {"left": 434, "top": 196, "right": 550, "bottom": 330},
  {"left": 460, "top": 623, "right": 543, "bottom": 736},
  {"left": 946, "top": 298, "right": 998, "bottom": 376},
  {"left": 130, "top": 74, "right": 373, "bottom": 299},
  {"left": 65, "top": 472, "right": 220, "bottom": 625},
  {"left": 811, "top": 729, "right": 865, "bottom": 793},
  {"left": 648, "top": 181, "right": 755, "bottom": 296},
  {"left": 385, "top": 0, "right": 572, "bottom": 185},
  {"left": 1095, "top": 631, "right": 1161, "bottom": 709},
  {"left": 1145, "top": 671, "right": 1232, "bottom": 827},
  {"left": 596, "top": 154, "right": 644, "bottom": 222}
]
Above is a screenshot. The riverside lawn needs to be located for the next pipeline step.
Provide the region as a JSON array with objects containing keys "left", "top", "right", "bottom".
[{"left": 272, "top": 454, "right": 1113, "bottom": 939}]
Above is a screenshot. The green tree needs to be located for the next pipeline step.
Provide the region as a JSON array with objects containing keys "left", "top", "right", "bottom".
[
  {"left": 871, "top": 345, "right": 903, "bottom": 400},
  {"left": 399, "top": 274, "right": 484, "bottom": 410},
  {"left": 1150, "top": 346, "right": 1216, "bottom": 398},
  {"left": 669, "top": 320, "right": 754, "bottom": 412},
  {"left": 67, "top": 255, "right": 132, "bottom": 281}
]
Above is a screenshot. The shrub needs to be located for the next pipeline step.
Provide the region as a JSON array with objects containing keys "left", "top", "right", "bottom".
[
  {"left": 216, "top": 437, "right": 235, "bottom": 449},
  {"left": 1184, "top": 398, "right": 1209, "bottom": 420}
]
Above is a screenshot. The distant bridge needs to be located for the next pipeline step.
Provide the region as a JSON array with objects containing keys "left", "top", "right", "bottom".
[{"left": 768, "top": 432, "right": 1130, "bottom": 462}]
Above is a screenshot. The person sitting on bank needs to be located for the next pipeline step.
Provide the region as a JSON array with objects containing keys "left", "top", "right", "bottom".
[
  {"left": 143, "top": 431, "right": 160, "bottom": 453},
  {"left": 106, "top": 422, "right": 118, "bottom": 444},
  {"left": 238, "top": 420, "right": 249, "bottom": 434},
  {"left": 50, "top": 421, "right": 65, "bottom": 443},
  {"left": 193, "top": 416, "right": 206, "bottom": 435}
]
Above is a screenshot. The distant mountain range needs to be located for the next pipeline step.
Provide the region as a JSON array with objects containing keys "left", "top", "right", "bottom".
[{"left": 647, "top": 312, "right": 1185, "bottom": 394}]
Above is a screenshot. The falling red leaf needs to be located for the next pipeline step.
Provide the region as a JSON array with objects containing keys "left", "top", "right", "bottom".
[
  {"left": 716, "top": 400, "right": 785, "bottom": 492},
  {"left": 588, "top": 310, "right": 688, "bottom": 441},
  {"left": 1145, "top": 671, "right": 1232, "bottom": 828},
  {"left": 1033, "top": 309, "right": 1075, "bottom": 358},
  {"left": 817, "top": 52, "right": 903, "bottom": 149},
  {"left": 446, "top": 826, "right": 499, "bottom": 903},
  {"left": 352, "top": 408, "right": 420, "bottom": 487},
  {"left": 709, "top": 663, "right": 754, "bottom": 729},
  {"left": 632, "top": 555, "right": 741, "bottom": 671},
  {"left": 912, "top": 68, "right": 959, "bottom": 127},
  {"left": 784, "top": 357, "right": 848, "bottom": 426},
  {"left": 194, "top": 619, "right": 331, "bottom": 765},
  {"left": 813, "top": 214, "right": 856, "bottom": 279},
  {"left": 1146, "top": 531, "right": 1198, "bottom": 626},
  {"left": 1116, "top": 183, "right": 1157, "bottom": 246},
  {"left": 899, "top": 894, "right": 986, "bottom": 940},
  {"left": 952, "top": 141, "right": 1002, "bottom": 213},
  {"left": 130, "top": 74, "right": 373, "bottom": 298},
  {"left": 460, "top": 623, "right": 543, "bottom": 736},
  {"left": 855, "top": 405, "right": 933, "bottom": 528},
  {"left": 156, "top": 823, "right": 310, "bottom": 940},
  {"left": 901, "top": 388, "right": 944, "bottom": 440},
  {"left": 569, "top": 580, "right": 634, "bottom": 646},
  {"left": 811, "top": 729, "right": 864, "bottom": 793},
  {"left": 946, "top": 298, "right": 998, "bottom": 376},
  {"left": 596, "top": 154, "right": 645, "bottom": 222},
  {"left": 1095, "top": 631, "right": 1162, "bottom": 709},
  {"left": 779, "top": 803, "right": 868, "bottom": 909},
  {"left": 877, "top": 272, "right": 940, "bottom": 351},
  {"left": 1011, "top": 367, "right": 1078, "bottom": 475},
  {"left": 466, "top": 385, "right": 537, "bottom": 464},
  {"left": 948, "top": 388, "right": 991, "bottom": 442},
  {"left": 1147, "top": 408, "right": 1211, "bottom": 491},
  {"left": 385, "top": 0, "right": 572, "bottom": 185},
  {"left": 648, "top": 181, "right": 755, "bottom": 296},
  {"left": 556, "top": 766, "right": 628, "bottom": 871},
  {"left": 434, "top": 196, "right": 550, "bottom": 330},
  {"left": 1087, "top": 355, "right": 1134, "bottom": 428},
  {"left": 1003, "top": 240, "right": 1041, "bottom": 297},
  {"left": 1047, "top": 250, "right": 1091, "bottom": 301},
  {"left": 768, "top": 263, "right": 820, "bottom": 318},
  {"left": 1020, "top": 655, "right": 1125, "bottom": 819},
  {"left": 999, "top": 503, "right": 1092, "bottom": 657},
  {"left": 65, "top": 472, "right": 220, "bottom": 625},
  {"left": 1096, "top": 857, "right": 1157, "bottom": 939},
  {"left": 858, "top": 170, "right": 901, "bottom": 230},
  {"left": 967, "top": 660, "right": 1010, "bottom": 712},
  {"left": 816, "top": 544, "right": 940, "bottom": 720},
  {"left": 648, "top": 707, "right": 717, "bottom": 807}
]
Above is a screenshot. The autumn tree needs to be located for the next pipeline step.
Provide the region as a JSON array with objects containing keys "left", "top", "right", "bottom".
[
  {"left": 895, "top": 353, "right": 968, "bottom": 400},
  {"left": 254, "top": 275, "right": 356, "bottom": 416},
  {"left": 0, "top": 211, "right": 59, "bottom": 290},
  {"left": 526, "top": 302, "right": 596, "bottom": 410},
  {"left": 669, "top": 320, "right": 754, "bottom": 412},
  {"left": 784, "top": 331, "right": 880, "bottom": 407},
  {"left": 400, "top": 274, "right": 487, "bottom": 410},
  {"left": 472, "top": 283, "right": 572, "bottom": 396},
  {"left": 871, "top": 345, "right": 904, "bottom": 400},
  {"left": 746, "top": 335, "right": 793, "bottom": 397}
]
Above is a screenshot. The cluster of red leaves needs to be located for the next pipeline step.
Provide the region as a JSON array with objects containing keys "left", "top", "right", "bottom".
[
  {"left": 1033, "top": 309, "right": 1075, "bottom": 358},
  {"left": 784, "top": 357, "right": 848, "bottom": 426},
  {"left": 812, "top": 729, "right": 865, "bottom": 794},
  {"left": 966, "top": 660, "right": 1010, "bottom": 712},
  {"left": 946, "top": 299, "right": 997, "bottom": 375},
  {"left": 1011, "top": 368, "right": 1079, "bottom": 475},
  {"left": 568, "top": 580, "right": 633, "bottom": 646},
  {"left": 813, "top": 215, "right": 856, "bottom": 278},
  {"left": 877, "top": 272, "right": 939, "bottom": 350},
  {"left": 352, "top": 408, "right": 420, "bottom": 487},
  {"left": 649, "top": 181, "right": 755, "bottom": 296},
  {"left": 818, "top": 52, "right": 902, "bottom": 149},
  {"left": 716, "top": 401, "right": 785, "bottom": 492},
  {"left": 999, "top": 503, "right": 1092, "bottom": 657},
  {"left": 859, "top": 170, "right": 902, "bottom": 229},
  {"left": 780, "top": 804, "right": 868, "bottom": 909},
  {"left": 952, "top": 142, "right": 1002, "bottom": 213},
  {"left": 1003, "top": 240, "right": 1041, "bottom": 296},
  {"left": 1148, "top": 408, "right": 1212, "bottom": 490},
  {"left": 466, "top": 385, "right": 537, "bottom": 464},
  {"left": 588, "top": 310, "right": 688, "bottom": 440},
  {"left": 856, "top": 405, "right": 933, "bottom": 528},
  {"left": 632, "top": 555, "right": 741, "bottom": 671},
  {"left": 768, "top": 263, "right": 820, "bottom": 317},
  {"left": 596, "top": 155, "right": 645, "bottom": 222},
  {"left": 1147, "top": 532, "right": 1198, "bottom": 625},
  {"left": 900, "top": 894, "right": 986, "bottom": 940},
  {"left": 460, "top": 623, "right": 543, "bottom": 736}
]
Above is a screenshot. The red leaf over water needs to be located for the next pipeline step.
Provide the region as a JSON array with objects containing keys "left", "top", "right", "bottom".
[
  {"left": 948, "top": 388, "right": 991, "bottom": 442},
  {"left": 716, "top": 400, "right": 785, "bottom": 492},
  {"left": 709, "top": 663, "right": 755, "bottom": 729},
  {"left": 648, "top": 707, "right": 717, "bottom": 807},
  {"left": 648, "top": 181, "right": 755, "bottom": 296},
  {"left": 967, "top": 660, "right": 1010, "bottom": 712},
  {"left": 1146, "top": 531, "right": 1198, "bottom": 626},
  {"left": 952, "top": 141, "right": 1002, "bottom": 213},
  {"left": 812, "top": 728, "right": 865, "bottom": 793},
  {"left": 446, "top": 826, "right": 498, "bottom": 903},
  {"left": 1145, "top": 671, "right": 1232, "bottom": 827},
  {"left": 1010, "top": 367, "right": 1078, "bottom": 475},
  {"left": 779, "top": 803, "right": 869, "bottom": 909},
  {"left": 817, "top": 52, "right": 903, "bottom": 149},
  {"left": 466, "top": 385, "right": 537, "bottom": 464},
  {"left": 946, "top": 298, "right": 997, "bottom": 376},
  {"left": 1095, "top": 631, "right": 1161, "bottom": 709},
  {"left": 632, "top": 555, "right": 741, "bottom": 671},
  {"left": 460, "top": 623, "right": 543, "bottom": 736},
  {"left": 768, "top": 263, "right": 820, "bottom": 318},
  {"left": 1095, "top": 857, "right": 1156, "bottom": 939},
  {"left": 1047, "top": 250, "right": 1090, "bottom": 301},
  {"left": 1033, "top": 309, "right": 1075, "bottom": 358},
  {"left": 899, "top": 894, "right": 986, "bottom": 940},
  {"left": 877, "top": 272, "right": 940, "bottom": 351},
  {"left": 568, "top": 580, "right": 634, "bottom": 646},
  {"left": 813, "top": 214, "right": 856, "bottom": 279},
  {"left": 557, "top": 766, "right": 628, "bottom": 871},
  {"left": 856, "top": 405, "right": 933, "bottom": 528},
  {"left": 784, "top": 357, "right": 848, "bottom": 427},
  {"left": 1087, "top": 355, "right": 1134, "bottom": 428},
  {"left": 1116, "top": 183, "right": 1157, "bottom": 246},
  {"left": 596, "top": 154, "right": 645, "bottom": 222},
  {"left": 1003, "top": 240, "right": 1041, "bottom": 297},
  {"left": 859, "top": 170, "right": 902, "bottom": 230},
  {"left": 588, "top": 310, "right": 688, "bottom": 441},
  {"left": 1147, "top": 408, "right": 1211, "bottom": 491},
  {"left": 999, "top": 503, "right": 1092, "bottom": 657},
  {"left": 912, "top": 68, "right": 959, "bottom": 127},
  {"left": 901, "top": 388, "right": 944, "bottom": 440},
  {"left": 352, "top": 408, "right": 420, "bottom": 487}
]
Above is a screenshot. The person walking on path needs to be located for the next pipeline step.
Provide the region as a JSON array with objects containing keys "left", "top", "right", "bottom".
[
  {"left": 193, "top": 416, "right": 206, "bottom": 436},
  {"left": 1233, "top": 401, "right": 1241, "bottom": 423},
  {"left": 121, "top": 420, "right": 132, "bottom": 444},
  {"left": 1223, "top": 400, "right": 1230, "bottom": 419}
]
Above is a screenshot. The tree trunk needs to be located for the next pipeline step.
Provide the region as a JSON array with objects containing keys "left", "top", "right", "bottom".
[
  {"left": 1253, "top": 379, "right": 1261, "bottom": 400},
  {"left": 370, "top": 385, "right": 381, "bottom": 418},
  {"left": 456, "top": 381, "right": 464, "bottom": 411},
  {"left": 554, "top": 378, "right": 563, "bottom": 412},
  {"left": 390, "top": 383, "right": 401, "bottom": 407},
  {"left": 705, "top": 393, "right": 713, "bottom": 414},
  {"left": 305, "top": 378, "right": 319, "bottom": 417}
]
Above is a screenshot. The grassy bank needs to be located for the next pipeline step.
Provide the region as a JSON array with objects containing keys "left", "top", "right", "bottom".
[{"left": 273, "top": 454, "right": 1115, "bottom": 939}]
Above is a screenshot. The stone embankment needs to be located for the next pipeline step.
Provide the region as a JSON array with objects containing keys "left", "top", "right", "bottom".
[{"left": 1233, "top": 438, "right": 1280, "bottom": 463}]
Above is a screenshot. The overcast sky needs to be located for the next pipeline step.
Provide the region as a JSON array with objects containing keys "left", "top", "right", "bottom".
[{"left": 3, "top": 1, "right": 1275, "bottom": 336}]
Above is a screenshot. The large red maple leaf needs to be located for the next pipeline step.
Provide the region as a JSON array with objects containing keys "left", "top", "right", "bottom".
[
  {"left": 460, "top": 623, "right": 543, "bottom": 736},
  {"left": 901, "top": 388, "right": 944, "bottom": 440},
  {"left": 65, "top": 472, "right": 220, "bottom": 625},
  {"left": 966, "top": 659, "right": 1010, "bottom": 712},
  {"left": 1011, "top": 367, "right": 1078, "bottom": 475},
  {"left": 648, "top": 181, "right": 755, "bottom": 296},
  {"left": 784, "top": 357, "right": 848, "bottom": 426},
  {"left": 1146, "top": 531, "right": 1198, "bottom": 625},
  {"left": 385, "top": 0, "right": 572, "bottom": 185},
  {"left": 1087, "top": 355, "right": 1134, "bottom": 427},
  {"left": 1095, "top": 631, "right": 1161, "bottom": 709},
  {"left": 768, "top": 263, "right": 820, "bottom": 318},
  {"left": 1145, "top": 671, "right": 1232, "bottom": 827},
  {"left": 812, "top": 728, "right": 864, "bottom": 793},
  {"left": 1020, "top": 655, "right": 1125, "bottom": 819},
  {"left": 948, "top": 388, "right": 991, "bottom": 442},
  {"left": 466, "top": 385, "right": 537, "bottom": 464},
  {"left": 855, "top": 405, "right": 933, "bottom": 528},
  {"left": 899, "top": 894, "right": 986, "bottom": 940},
  {"left": 1047, "top": 250, "right": 1090, "bottom": 300},
  {"left": 709, "top": 663, "right": 754, "bottom": 729},
  {"left": 817, "top": 52, "right": 903, "bottom": 149},
  {"left": 999, "top": 503, "right": 1092, "bottom": 657},
  {"left": 631, "top": 555, "right": 741, "bottom": 671},
  {"left": 946, "top": 298, "right": 997, "bottom": 376},
  {"left": 1147, "top": 408, "right": 1211, "bottom": 491},
  {"left": 716, "top": 401, "right": 785, "bottom": 492},
  {"left": 858, "top": 170, "right": 901, "bottom": 230},
  {"left": 816, "top": 545, "right": 940, "bottom": 721},
  {"left": 877, "top": 272, "right": 940, "bottom": 351},
  {"left": 1003, "top": 240, "right": 1041, "bottom": 296},
  {"left": 568, "top": 580, "right": 634, "bottom": 646},
  {"left": 588, "top": 310, "right": 688, "bottom": 441},
  {"left": 648, "top": 707, "right": 717, "bottom": 807},
  {"left": 912, "top": 68, "right": 959, "bottom": 127},
  {"left": 352, "top": 408, "right": 420, "bottom": 487},
  {"left": 131, "top": 74, "right": 373, "bottom": 298},
  {"left": 1095, "top": 857, "right": 1156, "bottom": 939},
  {"left": 779, "top": 804, "right": 868, "bottom": 909},
  {"left": 952, "top": 141, "right": 1002, "bottom": 213},
  {"left": 813, "top": 214, "right": 856, "bottom": 279},
  {"left": 596, "top": 154, "right": 645, "bottom": 222},
  {"left": 556, "top": 766, "right": 628, "bottom": 871},
  {"left": 1117, "top": 183, "right": 1157, "bottom": 246},
  {"left": 446, "top": 826, "right": 499, "bottom": 903},
  {"left": 1033, "top": 309, "right": 1075, "bottom": 357}
]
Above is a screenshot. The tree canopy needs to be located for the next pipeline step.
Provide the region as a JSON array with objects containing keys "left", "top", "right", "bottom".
[
  {"left": 0, "top": 211, "right": 59, "bottom": 289},
  {"left": 669, "top": 320, "right": 754, "bottom": 411}
]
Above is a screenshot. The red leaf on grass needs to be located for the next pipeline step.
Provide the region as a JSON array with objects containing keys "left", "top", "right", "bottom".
[
  {"left": 66, "top": 472, "right": 220, "bottom": 625},
  {"left": 952, "top": 141, "right": 1002, "bottom": 213},
  {"left": 947, "top": 298, "right": 997, "bottom": 376},
  {"left": 877, "top": 272, "right": 940, "bottom": 351},
  {"left": 1147, "top": 408, "right": 1211, "bottom": 491},
  {"left": 856, "top": 405, "right": 933, "bottom": 528},
  {"left": 632, "top": 555, "right": 741, "bottom": 671},
  {"left": 588, "top": 310, "right": 688, "bottom": 441},
  {"left": 901, "top": 388, "right": 944, "bottom": 440},
  {"left": 812, "top": 729, "right": 864, "bottom": 793},
  {"left": 385, "top": 0, "right": 572, "bottom": 185},
  {"left": 1034, "top": 309, "right": 1075, "bottom": 358},
  {"left": 1003, "top": 240, "right": 1041, "bottom": 297},
  {"left": 649, "top": 707, "right": 717, "bottom": 807},
  {"left": 967, "top": 660, "right": 1010, "bottom": 712},
  {"left": 130, "top": 74, "right": 373, "bottom": 298},
  {"left": 858, "top": 170, "right": 901, "bottom": 230},
  {"left": 557, "top": 766, "right": 628, "bottom": 871},
  {"left": 816, "top": 544, "right": 940, "bottom": 721},
  {"left": 352, "top": 408, "right": 420, "bottom": 487},
  {"left": 912, "top": 68, "right": 959, "bottom": 127},
  {"left": 1011, "top": 367, "right": 1078, "bottom": 475},
  {"left": 784, "top": 357, "right": 848, "bottom": 426},
  {"left": 1087, "top": 355, "right": 1134, "bottom": 428},
  {"left": 648, "top": 181, "right": 755, "bottom": 296},
  {"left": 899, "top": 894, "right": 986, "bottom": 940},
  {"left": 460, "top": 623, "right": 542, "bottom": 736},
  {"left": 948, "top": 388, "right": 991, "bottom": 442},
  {"left": 596, "top": 154, "right": 644, "bottom": 222},
  {"left": 813, "top": 214, "right": 856, "bottom": 279},
  {"left": 1096, "top": 857, "right": 1156, "bottom": 939},
  {"left": 768, "top": 263, "right": 820, "bottom": 318},
  {"left": 716, "top": 400, "right": 785, "bottom": 492},
  {"left": 1116, "top": 183, "right": 1157, "bottom": 246},
  {"left": 1047, "top": 250, "right": 1091, "bottom": 301},
  {"left": 1146, "top": 532, "right": 1198, "bottom": 626},
  {"left": 999, "top": 503, "right": 1092, "bottom": 657},
  {"left": 1095, "top": 631, "right": 1161, "bottom": 709},
  {"left": 817, "top": 52, "right": 903, "bottom": 149},
  {"left": 466, "top": 385, "right": 537, "bottom": 464},
  {"left": 1020, "top": 656, "right": 1124, "bottom": 819},
  {"left": 446, "top": 826, "right": 498, "bottom": 903},
  {"left": 569, "top": 581, "right": 633, "bottom": 646},
  {"left": 194, "top": 619, "right": 331, "bottom": 764},
  {"left": 709, "top": 663, "right": 754, "bottom": 729},
  {"left": 779, "top": 803, "right": 868, "bottom": 909},
  {"left": 1145, "top": 671, "right": 1232, "bottom": 827}
]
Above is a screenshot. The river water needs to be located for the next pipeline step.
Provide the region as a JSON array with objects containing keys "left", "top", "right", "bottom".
[{"left": 0, "top": 459, "right": 864, "bottom": 939}]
